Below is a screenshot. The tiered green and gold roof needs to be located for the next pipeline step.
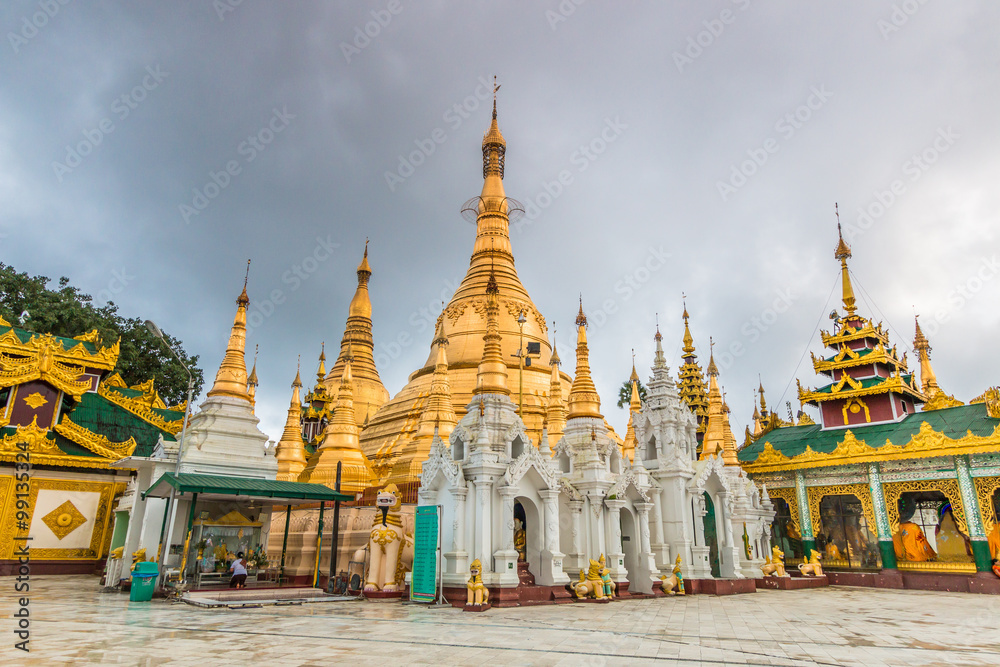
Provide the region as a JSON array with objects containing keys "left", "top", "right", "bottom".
[
  {"left": 796, "top": 224, "right": 925, "bottom": 409},
  {"left": 0, "top": 316, "right": 183, "bottom": 469}
]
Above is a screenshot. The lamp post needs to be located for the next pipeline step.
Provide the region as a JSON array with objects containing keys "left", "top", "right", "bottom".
[{"left": 146, "top": 320, "right": 195, "bottom": 583}]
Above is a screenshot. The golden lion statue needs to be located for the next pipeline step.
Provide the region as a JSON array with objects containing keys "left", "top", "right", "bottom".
[
  {"left": 466, "top": 559, "right": 489, "bottom": 606},
  {"left": 659, "top": 555, "right": 686, "bottom": 595},
  {"left": 798, "top": 549, "right": 824, "bottom": 576},
  {"left": 760, "top": 545, "right": 789, "bottom": 577},
  {"left": 572, "top": 554, "right": 615, "bottom": 599}
]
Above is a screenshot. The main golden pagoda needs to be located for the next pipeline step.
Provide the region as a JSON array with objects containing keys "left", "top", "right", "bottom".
[
  {"left": 276, "top": 95, "right": 575, "bottom": 492},
  {"left": 358, "top": 98, "right": 573, "bottom": 488}
]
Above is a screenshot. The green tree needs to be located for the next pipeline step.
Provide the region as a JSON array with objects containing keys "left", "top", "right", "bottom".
[
  {"left": 0, "top": 263, "right": 203, "bottom": 405},
  {"left": 617, "top": 379, "right": 647, "bottom": 409}
]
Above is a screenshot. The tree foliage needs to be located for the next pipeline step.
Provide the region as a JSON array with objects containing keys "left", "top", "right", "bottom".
[
  {"left": 0, "top": 263, "right": 204, "bottom": 406},
  {"left": 617, "top": 379, "right": 647, "bottom": 409}
]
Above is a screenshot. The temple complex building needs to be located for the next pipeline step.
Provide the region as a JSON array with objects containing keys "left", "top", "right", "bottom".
[
  {"left": 739, "top": 224, "right": 1000, "bottom": 594},
  {"left": 0, "top": 316, "right": 184, "bottom": 575},
  {"left": 266, "top": 96, "right": 773, "bottom": 597}
]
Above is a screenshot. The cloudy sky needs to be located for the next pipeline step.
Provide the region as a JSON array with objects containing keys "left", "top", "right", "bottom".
[{"left": 3, "top": 1, "right": 998, "bottom": 442}]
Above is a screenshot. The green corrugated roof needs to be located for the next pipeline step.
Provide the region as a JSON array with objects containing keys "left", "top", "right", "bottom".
[
  {"left": 739, "top": 402, "right": 998, "bottom": 462},
  {"left": 143, "top": 472, "right": 353, "bottom": 502},
  {"left": 67, "top": 392, "right": 177, "bottom": 457},
  {"left": 0, "top": 324, "right": 100, "bottom": 354}
]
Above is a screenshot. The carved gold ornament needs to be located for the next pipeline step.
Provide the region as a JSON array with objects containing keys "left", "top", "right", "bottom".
[
  {"left": 0, "top": 329, "right": 116, "bottom": 398},
  {"left": 883, "top": 479, "right": 967, "bottom": 535},
  {"left": 806, "top": 484, "right": 877, "bottom": 538},
  {"left": 766, "top": 487, "right": 799, "bottom": 529},
  {"left": 41, "top": 500, "right": 88, "bottom": 540},
  {"left": 23, "top": 392, "right": 48, "bottom": 410},
  {"left": 973, "top": 476, "right": 1000, "bottom": 535},
  {"left": 743, "top": 421, "right": 1000, "bottom": 473}
]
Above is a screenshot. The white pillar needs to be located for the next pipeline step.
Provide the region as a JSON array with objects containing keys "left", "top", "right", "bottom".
[
  {"left": 473, "top": 477, "right": 492, "bottom": 571},
  {"left": 493, "top": 486, "right": 519, "bottom": 585},
  {"left": 447, "top": 487, "right": 468, "bottom": 576},
  {"left": 537, "top": 488, "right": 569, "bottom": 586},
  {"left": 632, "top": 501, "right": 659, "bottom": 594},
  {"left": 567, "top": 499, "right": 585, "bottom": 572},
  {"left": 603, "top": 498, "right": 628, "bottom": 582}
]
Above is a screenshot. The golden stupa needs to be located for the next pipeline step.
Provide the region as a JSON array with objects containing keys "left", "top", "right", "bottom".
[{"left": 360, "top": 95, "right": 572, "bottom": 485}]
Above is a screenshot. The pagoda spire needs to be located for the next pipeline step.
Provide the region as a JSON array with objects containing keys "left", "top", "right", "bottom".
[
  {"left": 913, "top": 315, "right": 963, "bottom": 410},
  {"left": 567, "top": 297, "right": 602, "bottom": 419},
  {"left": 275, "top": 362, "right": 307, "bottom": 481},
  {"left": 316, "top": 342, "right": 326, "bottom": 385},
  {"left": 327, "top": 241, "right": 388, "bottom": 426},
  {"left": 719, "top": 390, "right": 739, "bottom": 465},
  {"left": 246, "top": 345, "right": 259, "bottom": 408},
  {"left": 622, "top": 372, "right": 642, "bottom": 463},
  {"left": 299, "top": 356, "right": 375, "bottom": 492},
  {"left": 834, "top": 205, "right": 857, "bottom": 316},
  {"left": 677, "top": 300, "right": 709, "bottom": 440},
  {"left": 546, "top": 328, "right": 567, "bottom": 442},
  {"left": 207, "top": 261, "right": 252, "bottom": 401},
  {"left": 473, "top": 265, "right": 509, "bottom": 396},
  {"left": 700, "top": 339, "right": 725, "bottom": 460},
  {"left": 387, "top": 317, "right": 458, "bottom": 485}
]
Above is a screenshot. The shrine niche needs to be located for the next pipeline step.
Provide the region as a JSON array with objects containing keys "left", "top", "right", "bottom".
[{"left": 807, "top": 486, "right": 880, "bottom": 570}]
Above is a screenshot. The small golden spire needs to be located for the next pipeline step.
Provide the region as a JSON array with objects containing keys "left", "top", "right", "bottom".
[
  {"left": 316, "top": 342, "right": 326, "bottom": 384},
  {"left": 567, "top": 298, "right": 602, "bottom": 419},
  {"left": 706, "top": 337, "right": 719, "bottom": 377},
  {"left": 630, "top": 348, "right": 639, "bottom": 382},
  {"left": 834, "top": 205, "right": 857, "bottom": 316},
  {"left": 758, "top": 375, "right": 767, "bottom": 412},
  {"left": 913, "top": 315, "right": 937, "bottom": 394},
  {"left": 473, "top": 263, "right": 509, "bottom": 396},
  {"left": 207, "top": 265, "right": 252, "bottom": 401},
  {"left": 275, "top": 363, "right": 308, "bottom": 481},
  {"left": 299, "top": 356, "right": 375, "bottom": 492},
  {"left": 546, "top": 323, "right": 567, "bottom": 440},
  {"left": 247, "top": 345, "right": 259, "bottom": 406},
  {"left": 682, "top": 297, "right": 695, "bottom": 356},
  {"left": 549, "top": 322, "right": 560, "bottom": 365}
]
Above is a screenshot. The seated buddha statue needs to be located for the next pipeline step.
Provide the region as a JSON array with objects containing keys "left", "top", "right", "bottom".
[
  {"left": 934, "top": 508, "right": 973, "bottom": 562},
  {"left": 988, "top": 522, "right": 1000, "bottom": 562},
  {"left": 514, "top": 518, "right": 526, "bottom": 562}
]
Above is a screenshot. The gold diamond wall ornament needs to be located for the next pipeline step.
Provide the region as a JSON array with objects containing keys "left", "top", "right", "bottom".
[
  {"left": 42, "top": 500, "right": 88, "bottom": 540},
  {"left": 24, "top": 392, "right": 49, "bottom": 410}
]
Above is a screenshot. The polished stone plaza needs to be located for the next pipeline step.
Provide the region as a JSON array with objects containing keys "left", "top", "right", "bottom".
[{"left": 3, "top": 576, "right": 1000, "bottom": 666}]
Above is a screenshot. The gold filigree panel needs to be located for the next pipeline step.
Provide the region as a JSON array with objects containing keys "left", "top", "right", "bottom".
[
  {"left": 767, "top": 487, "right": 799, "bottom": 529},
  {"left": 806, "top": 484, "right": 876, "bottom": 537},
  {"left": 0, "top": 477, "right": 119, "bottom": 560},
  {"left": 883, "top": 479, "right": 967, "bottom": 535},
  {"left": 974, "top": 476, "right": 1000, "bottom": 535},
  {"left": 41, "top": 500, "right": 87, "bottom": 540}
]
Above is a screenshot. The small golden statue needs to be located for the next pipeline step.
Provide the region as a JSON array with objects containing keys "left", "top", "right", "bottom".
[
  {"left": 466, "top": 559, "right": 489, "bottom": 606},
  {"left": 572, "top": 554, "right": 614, "bottom": 599},
  {"left": 760, "top": 545, "right": 790, "bottom": 577},
  {"left": 109, "top": 547, "right": 124, "bottom": 560},
  {"left": 514, "top": 518, "right": 526, "bottom": 562},
  {"left": 798, "top": 549, "right": 824, "bottom": 576},
  {"left": 131, "top": 548, "right": 147, "bottom": 568},
  {"left": 659, "top": 555, "right": 686, "bottom": 595}
]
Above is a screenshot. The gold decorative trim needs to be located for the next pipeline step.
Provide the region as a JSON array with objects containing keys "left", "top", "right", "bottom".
[
  {"left": 898, "top": 560, "right": 976, "bottom": 574},
  {"left": 54, "top": 415, "right": 138, "bottom": 459},
  {"left": 974, "top": 476, "right": 1000, "bottom": 535},
  {"left": 41, "top": 500, "right": 87, "bottom": 540},
  {"left": 883, "top": 479, "right": 967, "bottom": 535},
  {"left": 820, "top": 321, "right": 889, "bottom": 348},
  {"left": 842, "top": 398, "right": 871, "bottom": 425},
  {"left": 806, "top": 483, "right": 876, "bottom": 538},
  {"left": 0, "top": 478, "right": 117, "bottom": 560},
  {"left": 767, "top": 487, "right": 799, "bottom": 529},
  {"left": 0, "top": 416, "right": 125, "bottom": 470},
  {"left": 743, "top": 421, "right": 1000, "bottom": 473},
  {"left": 98, "top": 383, "right": 182, "bottom": 435},
  {"left": 971, "top": 387, "right": 1000, "bottom": 418}
]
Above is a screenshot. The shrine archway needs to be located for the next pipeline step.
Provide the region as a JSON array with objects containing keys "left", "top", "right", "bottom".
[
  {"left": 514, "top": 494, "right": 542, "bottom": 582},
  {"left": 620, "top": 506, "right": 638, "bottom": 583}
]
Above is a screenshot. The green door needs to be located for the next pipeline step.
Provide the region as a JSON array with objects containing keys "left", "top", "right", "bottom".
[{"left": 703, "top": 492, "right": 721, "bottom": 577}]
